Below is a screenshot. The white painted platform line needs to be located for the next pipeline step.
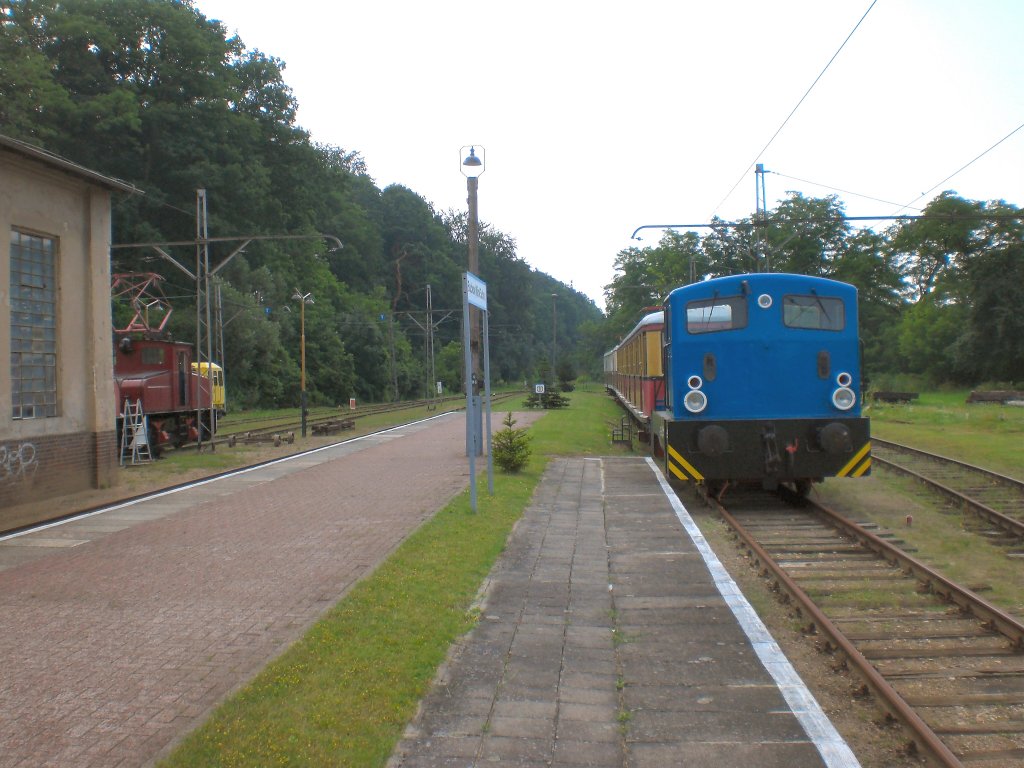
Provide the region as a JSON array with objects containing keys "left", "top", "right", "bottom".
[
  {"left": 0, "top": 412, "right": 457, "bottom": 544},
  {"left": 645, "top": 457, "right": 862, "bottom": 768}
]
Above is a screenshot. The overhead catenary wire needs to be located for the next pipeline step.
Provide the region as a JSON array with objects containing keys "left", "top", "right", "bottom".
[
  {"left": 894, "top": 119, "right": 1024, "bottom": 214},
  {"left": 708, "top": 0, "right": 879, "bottom": 220},
  {"left": 770, "top": 171, "right": 920, "bottom": 212}
]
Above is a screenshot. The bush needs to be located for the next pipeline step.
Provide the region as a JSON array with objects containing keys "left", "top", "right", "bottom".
[
  {"left": 492, "top": 412, "right": 532, "bottom": 472},
  {"left": 523, "top": 391, "right": 570, "bottom": 409}
]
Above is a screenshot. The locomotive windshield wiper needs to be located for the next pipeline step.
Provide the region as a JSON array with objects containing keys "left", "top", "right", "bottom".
[
  {"left": 786, "top": 292, "right": 832, "bottom": 329},
  {"left": 702, "top": 291, "right": 719, "bottom": 330},
  {"left": 810, "top": 290, "right": 832, "bottom": 326}
]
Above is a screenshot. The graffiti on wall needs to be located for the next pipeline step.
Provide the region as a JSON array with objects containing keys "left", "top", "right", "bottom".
[{"left": 0, "top": 442, "right": 39, "bottom": 485}]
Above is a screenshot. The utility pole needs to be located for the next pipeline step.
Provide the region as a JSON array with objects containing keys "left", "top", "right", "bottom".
[
  {"left": 195, "top": 189, "right": 215, "bottom": 447},
  {"left": 388, "top": 312, "right": 398, "bottom": 402},
  {"left": 427, "top": 283, "right": 437, "bottom": 404},
  {"left": 755, "top": 164, "right": 770, "bottom": 272},
  {"left": 292, "top": 289, "right": 313, "bottom": 437},
  {"left": 551, "top": 293, "right": 558, "bottom": 383},
  {"left": 112, "top": 221, "right": 344, "bottom": 445}
]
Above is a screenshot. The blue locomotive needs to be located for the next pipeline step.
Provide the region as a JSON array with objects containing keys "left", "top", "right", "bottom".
[{"left": 649, "top": 273, "right": 870, "bottom": 493}]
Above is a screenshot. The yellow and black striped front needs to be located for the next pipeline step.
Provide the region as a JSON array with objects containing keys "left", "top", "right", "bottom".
[
  {"left": 837, "top": 442, "right": 872, "bottom": 477},
  {"left": 660, "top": 417, "right": 872, "bottom": 484},
  {"left": 666, "top": 445, "right": 704, "bottom": 483}
]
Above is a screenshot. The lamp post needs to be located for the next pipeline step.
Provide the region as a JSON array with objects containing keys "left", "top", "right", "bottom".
[
  {"left": 292, "top": 289, "right": 314, "bottom": 437},
  {"left": 461, "top": 145, "right": 485, "bottom": 455}
]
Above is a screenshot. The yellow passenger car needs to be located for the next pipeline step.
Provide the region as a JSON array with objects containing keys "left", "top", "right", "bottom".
[{"left": 190, "top": 361, "right": 226, "bottom": 414}]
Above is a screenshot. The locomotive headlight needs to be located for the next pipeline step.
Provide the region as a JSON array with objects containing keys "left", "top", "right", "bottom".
[
  {"left": 836, "top": 372, "right": 852, "bottom": 387},
  {"left": 687, "top": 375, "right": 703, "bottom": 390},
  {"left": 684, "top": 389, "right": 708, "bottom": 413},
  {"left": 832, "top": 387, "right": 857, "bottom": 411}
]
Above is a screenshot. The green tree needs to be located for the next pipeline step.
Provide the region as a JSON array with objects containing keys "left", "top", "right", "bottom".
[
  {"left": 436, "top": 341, "right": 464, "bottom": 395},
  {"left": 895, "top": 295, "right": 966, "bottom": 383},
  {"left": 2, "top": 0, "right": 605, "bottom": 407},
  {"left": 888, "top": 192, "right": 984, "bottom": 301},
  {"left": 605, "top": 246, "right": 661, "bottom": 335},
  {"left": 831, "top": 229, "right": 903, "bottom": 376},
  {"left": 765, "top": 193, "right": 850, "bottom": 275},
  {"left": 950, "top": 208, "right": 1024, "bottom": 383},
  {"left": 492, "top": 412, "right": 531, "bottom": 473}
]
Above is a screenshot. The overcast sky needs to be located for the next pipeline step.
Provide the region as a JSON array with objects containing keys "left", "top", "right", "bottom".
[{"left": 196, "top": 0, "right": 1023, "bottom": 309}]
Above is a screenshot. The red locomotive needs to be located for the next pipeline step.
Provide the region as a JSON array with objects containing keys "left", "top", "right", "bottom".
[{"left": 112, "top": 273, "right": 222, "bottom": 451}]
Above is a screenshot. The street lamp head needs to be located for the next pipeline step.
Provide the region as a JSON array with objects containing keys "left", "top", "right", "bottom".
[
  {"left": 460, "top": 145, "right": 485, "bottom": 178},
  {"left": 292, "top": 289, "right": 314, "bottom": 304}
]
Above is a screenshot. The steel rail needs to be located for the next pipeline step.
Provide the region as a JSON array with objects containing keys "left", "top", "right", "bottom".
[
  {"left": 871, "top": 437, "right": 1024, "bottom": 539},
  {"left": 714, "top": 500, "right": 966, "bottom": 768},
  {"left": 872, "top": 438, "right": 1024, "bottom": 489},
  {"left": 218, "top": 395, "right": 469, "bottom": 434},
  {"left": 871, "top": 454, "right": 1024, "bottom": 539},
  {"left": 175, "top": 393, "right": 519, "bottom": 452},
  {"left": 807, "top": 498, "right": 1024, "bottom": 648},
  {"left": 220, "top": 397, "right": 468, "bottom": 438},
  {"left": 712, "top": 489, "right": 1024, "bottom": 765}
]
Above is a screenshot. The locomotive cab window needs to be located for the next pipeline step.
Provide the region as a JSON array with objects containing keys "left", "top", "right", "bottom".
[
  {"left": 783, "top": 295, "right": 845, "bottom": 331},
  {"left": 686, "top": 295, "right": 747, "bottom": 334},
  {"left": 141, "top": 347, "right": 166, "bottom": 365}
]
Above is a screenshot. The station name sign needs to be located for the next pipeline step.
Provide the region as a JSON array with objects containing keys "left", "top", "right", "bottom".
[{"left": 464, "top": 271, "right": 487, "bottom": 310}]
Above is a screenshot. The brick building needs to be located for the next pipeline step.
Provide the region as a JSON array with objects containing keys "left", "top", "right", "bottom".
[{"left": 0, "top": 135, "right": 137, "bottom": 525}]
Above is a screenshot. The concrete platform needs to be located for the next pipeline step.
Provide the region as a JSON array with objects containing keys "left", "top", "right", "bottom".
[
  {"left": 0, "top": 413, "right": 490, "bottom": 767},
  {"left": 0, "top": 421, "right": 858, "bottom": 767},
  {"left": 389, "top": 456, "right": 860, "bottom": 768}
]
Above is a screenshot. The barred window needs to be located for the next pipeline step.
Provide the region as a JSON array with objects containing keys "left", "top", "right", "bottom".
[{"left": 10, "top": 229, "right": 58, "bottom": 419}]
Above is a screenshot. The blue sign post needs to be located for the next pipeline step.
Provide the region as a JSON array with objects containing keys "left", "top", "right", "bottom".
[{"left": 463, "top": 271, "right": 493, "bottom": 512}]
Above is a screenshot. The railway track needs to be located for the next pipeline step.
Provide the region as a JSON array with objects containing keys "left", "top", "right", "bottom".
[
  {"left": 872, "top": 438, "right": 1024, "bottom": 550},
  {"left": 10, "top": 396, "right": 529, "bottom": 539},
  {"left": 711, "top": 487, "right": 1024, "bottom": 768},
  {"left": 172, "top": 392, "right": 521, "bottom": 452},
  {"left": 219, "top": 395, "right": 468, "bottom": 434}
]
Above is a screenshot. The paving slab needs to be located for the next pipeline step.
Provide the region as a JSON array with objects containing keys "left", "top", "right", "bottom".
[
  {"left": 389, "top": 456, "right": 860, "bottom": 768},
  {"left": 0, "top": 413, "right": 521, "bottom": 768}
]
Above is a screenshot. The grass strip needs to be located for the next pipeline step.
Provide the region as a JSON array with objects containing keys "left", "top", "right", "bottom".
[
  {"left": 868, "top": 390, "right": 1024, "bottom": 478},
  {"left": 161, "top": 389, "right": 625, "bottom": 767}
]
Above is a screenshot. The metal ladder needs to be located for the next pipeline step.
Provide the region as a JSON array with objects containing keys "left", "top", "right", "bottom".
[
  {"left": 611, "top": 416, "right": 633, "bottom": 447},
  {"left": 120, "top": 399, "right": 152, "bottom": 466}
]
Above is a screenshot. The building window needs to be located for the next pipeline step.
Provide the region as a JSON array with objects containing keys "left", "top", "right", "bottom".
[{"left": 10, "top": 229, "right": 58, "bottom": 419}]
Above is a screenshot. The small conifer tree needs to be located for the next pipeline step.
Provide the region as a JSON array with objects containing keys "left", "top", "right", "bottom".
[{"left": 492, "top": 412, "right": 532, "bottom": 472}]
